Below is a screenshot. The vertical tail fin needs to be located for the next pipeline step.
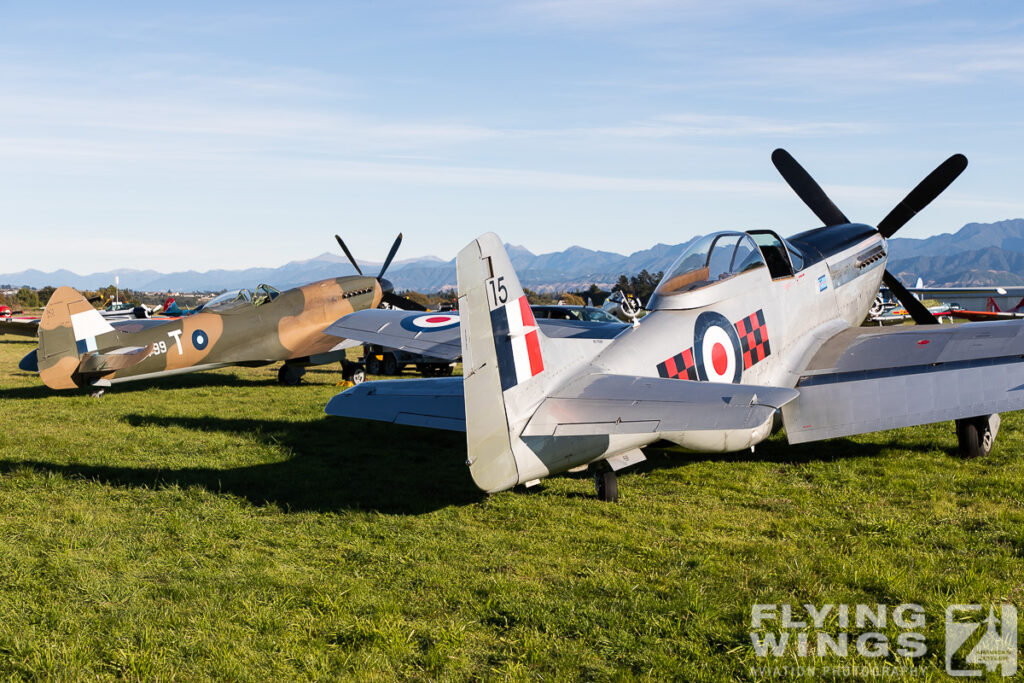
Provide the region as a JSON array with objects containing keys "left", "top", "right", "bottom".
[
  {"left": 457, "top": 233, "right": 549, "bottom": 492},
  {"left": 37, "top": 286, "right": 115, "bottom": 389}
]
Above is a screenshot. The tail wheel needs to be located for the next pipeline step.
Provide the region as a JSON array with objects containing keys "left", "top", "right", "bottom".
[{"left": 956, "top": 415, "right": 996, "bottom": 458}]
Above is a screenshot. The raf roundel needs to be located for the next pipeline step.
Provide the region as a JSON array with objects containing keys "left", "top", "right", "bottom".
[
  {"left": 693, "top": 311, "right": 743, "bottom": 383},
  {"left": 192, "top": 329, "right": 209, "bottom": 350},
  {"left": 400, "top": 313, "right": 460, "bottom": 332}
]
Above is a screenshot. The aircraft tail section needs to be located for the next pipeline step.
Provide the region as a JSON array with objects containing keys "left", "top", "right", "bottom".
[
  {"left": 456, "top": 233, "right": 553, "bottom": 492},
  {"left": 36, "top": 286, "right": 145, "bottom": 389}
]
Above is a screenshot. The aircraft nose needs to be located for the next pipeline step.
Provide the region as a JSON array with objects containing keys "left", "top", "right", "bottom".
[{"left": 379, "top": 278, "right": 395, "bottom": 293}]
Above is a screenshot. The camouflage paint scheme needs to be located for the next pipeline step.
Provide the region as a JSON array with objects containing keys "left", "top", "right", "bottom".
[{"left": 33, "top": 276, "right": 381, "bottom": 390}]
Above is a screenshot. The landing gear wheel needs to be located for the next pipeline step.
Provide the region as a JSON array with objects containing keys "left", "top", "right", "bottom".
[
  {"left": 341, "top": 361, "right": 365, "bottom": 385},
  {"left": 382, "top": 354, "right": 398, "bottom": 376},
  {"left": 277, "top": 364, "right": 305, "bottom": 386},
  {"left": 592, "top": 464, "right": 618, "bottom": 503},
  {"left": 89, "top": 388, "right": 105, "bottom": 398},
  {"left": 956, "top": 415, "right": 997, "bottom": 458}
]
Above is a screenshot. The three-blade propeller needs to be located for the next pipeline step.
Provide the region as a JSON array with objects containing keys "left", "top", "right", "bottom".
[
  {"left": 773, "top": 148, "right": 967, "bottom": 326},
  {"left": 334, "top": 233, "right": 427, "bottom": 311}
]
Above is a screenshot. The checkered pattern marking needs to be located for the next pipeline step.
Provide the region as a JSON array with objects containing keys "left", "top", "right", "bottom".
[
  {"left": 657, "top": 347, "right": 698, "bottom": 380},
  {"left": 735, "top": 309, "right": 771, "bottom": 369}
]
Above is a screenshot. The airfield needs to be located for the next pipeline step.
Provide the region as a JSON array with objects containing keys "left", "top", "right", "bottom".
[{"left": 1, "top": 337, "right": 1021, "bottom": 679}]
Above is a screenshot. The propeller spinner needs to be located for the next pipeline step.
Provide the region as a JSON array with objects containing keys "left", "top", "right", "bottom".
[{"left": 772, "top": 149, "right": 967, "bottom": 326}]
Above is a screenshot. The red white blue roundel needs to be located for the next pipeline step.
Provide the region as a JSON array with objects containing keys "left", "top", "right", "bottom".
[
  {"left": 400, "top": 313, "right": 460, "bottom": 332},
  {"left": 693, "top": 311, "right": 742, "bottom": 383}
]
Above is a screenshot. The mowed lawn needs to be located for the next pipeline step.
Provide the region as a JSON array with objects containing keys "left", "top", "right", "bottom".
[{"left": 0, "top": 337, "right": 1022, "bottom": 681}]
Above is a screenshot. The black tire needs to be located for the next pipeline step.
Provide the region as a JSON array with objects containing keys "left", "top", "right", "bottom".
[
  {"left": 439, "top": 365, "right": 454, "bottom": 376},
  {"left": 593, "top": 469, "right": 618, "bottom": 503},
  {"left": 956, "top": 415, "right": 994, "bottom": 458},
  {"left": 277, "top": 364, "right": 303, "bottom": 386},
  {"left": 341, "top": 361, "right": 366, "bottom": 385},
  {"left": 365, "top": 356, "right": 381, "bottom": 375},
  {"left": 382, "top": 354, "right": 398, "bottom": 376}
]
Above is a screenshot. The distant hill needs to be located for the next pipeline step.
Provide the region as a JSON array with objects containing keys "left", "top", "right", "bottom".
[
  {"left": 3, "top": 220, "right": 1024, "bottom": 293},
  {"left": 887, "top": 219, "right": 1024, "bottom": 286}
]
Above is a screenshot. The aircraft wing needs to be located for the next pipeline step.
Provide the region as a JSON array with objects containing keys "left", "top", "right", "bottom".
[
  {"left": 0, "top": 318, "right": 39, "bottom": 337},
  {"left": 324, "top": 309, "right": 628, "bottom": 360},
  {"left": 784, "top": 320, "right": 1024, "bottom": 443},
  {"left": 522, "top": 373, "right": 799, "bottom": 436},
  {"left": 949, "top": 310, "right": 1024, "bottom": 322},
  {"left": 325, "top": 377, "right": 466, "bottom": 431},
  {"left": 324, "top": 310, "right": 463, "bottom": 360}
]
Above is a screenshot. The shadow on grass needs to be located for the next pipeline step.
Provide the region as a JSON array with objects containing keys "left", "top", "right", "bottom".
[
  {"left": 0, "top": 415, "right": 482, "bottom": 515},
  {"left": 0, "top": 371, "right": 282, "bottom": 400},
  {"left": 559, "top": 432, "right": 950, "bottom": 485}
]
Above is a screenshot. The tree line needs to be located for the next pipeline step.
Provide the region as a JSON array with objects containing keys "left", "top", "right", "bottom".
[{"left": 397, "top": 269, "right": 664, "bottom": 310}]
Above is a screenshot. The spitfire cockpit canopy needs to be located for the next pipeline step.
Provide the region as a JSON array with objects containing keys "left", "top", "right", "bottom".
[{"left": 199, "top": 284, "right": 281, "bottom": 313}]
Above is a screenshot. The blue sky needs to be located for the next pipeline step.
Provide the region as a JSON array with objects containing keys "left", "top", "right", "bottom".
[{"left": 3, "top": 1, "right": 1024, "bottom": 272}]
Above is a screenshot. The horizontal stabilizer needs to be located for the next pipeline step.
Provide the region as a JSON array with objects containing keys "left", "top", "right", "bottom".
[
  {"left": 77, "top": 344, "right": 155, "bottom": 376},
  {"left": 325, "top": 377, "right": 466, "bottom": 432},
  {"left": 523, "top": 373, "right": 799, "bottom": 437}
]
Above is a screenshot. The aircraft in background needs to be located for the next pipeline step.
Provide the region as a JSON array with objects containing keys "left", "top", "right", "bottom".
[
  {"left": 19, "top": 235, "right": 411, "bottom": 395},
  {"left": 0, "top": 305, "right": 40, "bottom": 337},
  {"left": 323, "top": 149, "right": 1024, "bottom": 502}
]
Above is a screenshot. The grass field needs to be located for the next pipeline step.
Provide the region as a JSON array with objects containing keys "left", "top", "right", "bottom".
[{"left": 1, "top": 337, "right": 1022, "bottom": 681}]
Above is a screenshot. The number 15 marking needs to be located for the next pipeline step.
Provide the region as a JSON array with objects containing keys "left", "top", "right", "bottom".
[{"left": 487, "top": 276, "right": 507, "bottom": 307}]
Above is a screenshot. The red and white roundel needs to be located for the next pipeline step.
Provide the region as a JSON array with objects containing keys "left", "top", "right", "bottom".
[
  {"left": 693, "top": 311, "right": 743, "bottom": 383},
  {"left": 401, "top": 313, "right": 460, "bottom": 331}
]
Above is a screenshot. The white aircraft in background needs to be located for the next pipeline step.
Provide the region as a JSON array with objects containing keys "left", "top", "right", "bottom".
[{"left": 325, "top": 150, "right": 1024, "bottom": 501}]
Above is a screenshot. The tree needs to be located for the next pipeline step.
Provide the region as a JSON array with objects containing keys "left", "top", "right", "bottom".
[
  {"left": 16, "top": 287, "right": 39, "bottom": 309},
  {"left": 37, "top": 286, "right": 56, "bottom": 307}
]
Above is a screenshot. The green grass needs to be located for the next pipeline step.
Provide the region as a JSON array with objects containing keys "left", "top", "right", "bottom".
[{"left": 0, "top": 339, "right": 1022, "bottom": 680}]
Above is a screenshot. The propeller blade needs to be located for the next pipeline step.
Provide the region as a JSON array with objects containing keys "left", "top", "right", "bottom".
[
  {"left": 382, "top": 291, "right": 427, "bottom": 311},
  {"left": 876, "top": 154, "right": 968, "bottom": 238},
  {"left": 334, "top": 234, "right": 363, "bottom": 276},
  {"left": 771, "top": 148, "right": 850, "bottom": 227},
  {"left": 378, "top": 233, "right": 403, "bottom": 279},
  {"left": 882, "top": 270, "right": 939, "bottom": 325}
]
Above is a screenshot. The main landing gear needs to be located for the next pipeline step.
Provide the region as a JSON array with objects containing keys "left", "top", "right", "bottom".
[
  {"left": 277, "top": 364, "right": 306, "bottom": 386},
  {"left": 341, "top": 360, "right": 365, "bottom": 385},
  {"left": 956, "top": 414, "right": 1000, "bottom": 458},
  {"left": 591, "top": 462, "right": 618, "bottom": 503}
]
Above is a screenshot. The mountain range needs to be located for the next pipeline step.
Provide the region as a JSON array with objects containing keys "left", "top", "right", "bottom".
[{"left": 4, "top": 219, "right": 1024, "bottom": 293}]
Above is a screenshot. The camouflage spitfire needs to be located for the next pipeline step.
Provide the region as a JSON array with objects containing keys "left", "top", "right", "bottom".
[{"left": 22, "top": 235, "right": 408, "bottom": 395}]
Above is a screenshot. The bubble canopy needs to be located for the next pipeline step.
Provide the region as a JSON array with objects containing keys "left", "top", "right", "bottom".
[{"left": 648, "top": 230, "right": 801, "bottom": 310}]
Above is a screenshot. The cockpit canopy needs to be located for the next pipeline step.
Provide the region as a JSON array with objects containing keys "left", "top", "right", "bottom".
[
  {"left": 649, "top": 230, "right": 804, "bottom": 310},
  {"left": 655, "top": 232, "right": 765, "bottom": 297},
  {"left": 199, "top": 284, "right": 281, "bottom": 313}
]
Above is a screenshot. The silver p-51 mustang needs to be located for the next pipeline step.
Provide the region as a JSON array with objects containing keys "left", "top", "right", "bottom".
[{"left": 325, "top": 149, "right": 1023, "bottom": 501}]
